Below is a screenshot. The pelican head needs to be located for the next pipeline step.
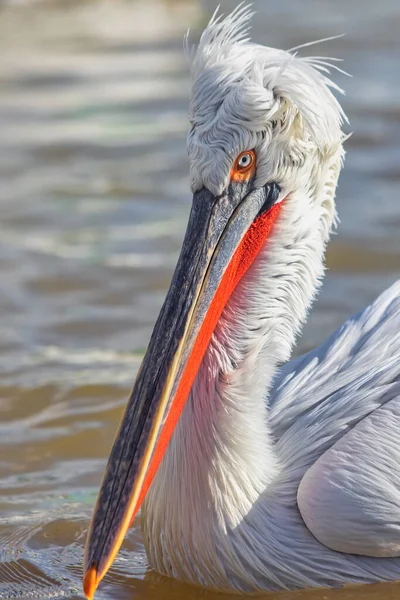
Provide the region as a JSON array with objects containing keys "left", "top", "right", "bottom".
[{"left": 83, "top": 5, "right": 346, "bottom": 598}]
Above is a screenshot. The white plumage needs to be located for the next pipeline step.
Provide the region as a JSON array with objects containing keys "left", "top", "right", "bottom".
[{"left": 141, "top": 5, "right": 400, "bottom": 592}]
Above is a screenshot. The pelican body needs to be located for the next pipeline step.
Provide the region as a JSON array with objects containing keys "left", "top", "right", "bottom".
[{"left": 83, "top": 6, "right": 400, "bottom": 598}]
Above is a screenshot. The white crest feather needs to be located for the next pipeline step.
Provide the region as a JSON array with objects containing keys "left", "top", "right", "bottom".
[
  {"left": 184, "top": 2, "right": 254, "bottom": 65},
  {"left": 185, "top": 4, "right": 347, "bottom": 195}
]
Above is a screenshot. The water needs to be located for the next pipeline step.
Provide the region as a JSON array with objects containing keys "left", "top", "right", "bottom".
[{"left": 0, "top": 0, "right": 399, "bottom": 598}]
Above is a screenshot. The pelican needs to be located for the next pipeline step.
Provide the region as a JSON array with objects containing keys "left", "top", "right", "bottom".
[{"left": 83, "top": 5, "right": 400, "bottom": 598}]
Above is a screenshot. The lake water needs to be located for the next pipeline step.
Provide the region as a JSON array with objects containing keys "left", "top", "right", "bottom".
[{"left": 0, "top": 0, "right": 399, "bottom": 598}]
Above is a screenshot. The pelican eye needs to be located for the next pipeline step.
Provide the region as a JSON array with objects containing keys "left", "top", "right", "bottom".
[
  {"left": 231, "top": 150, "right": 256, "bottom": 181},
  {"left": 238, "top": 153, "right": 252, "bottom": 169}
]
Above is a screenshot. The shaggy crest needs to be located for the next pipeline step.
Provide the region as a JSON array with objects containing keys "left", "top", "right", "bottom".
[{"left": 185, "top": 4, "right": 347, "bottom": 195}]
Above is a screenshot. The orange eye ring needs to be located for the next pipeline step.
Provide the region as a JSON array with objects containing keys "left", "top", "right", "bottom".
[{"left": 231, "top": 149, "right": 256, "bottom": 182}]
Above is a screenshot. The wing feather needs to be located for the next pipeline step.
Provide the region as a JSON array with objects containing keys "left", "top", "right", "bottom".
[
  {"left": 297, "top": 397, "right": 400, "bottom": 557},
  {"left": 270, "top": 280, "right": 400, "bottom": 467},
  {"left": 268, "top": 280, "right": 400, "bottom": 556}
]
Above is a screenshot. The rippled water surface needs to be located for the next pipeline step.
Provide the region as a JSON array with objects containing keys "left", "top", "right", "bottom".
[{"left": 0, "top": 0, "right": 400, "bottom": 598}]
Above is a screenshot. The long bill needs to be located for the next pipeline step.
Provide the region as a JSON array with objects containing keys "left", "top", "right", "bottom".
[{"left": 83, "top": 180, "right": 283, "bottom": 599}]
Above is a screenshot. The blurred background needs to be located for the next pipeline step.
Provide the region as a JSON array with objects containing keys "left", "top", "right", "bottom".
[{"left": 0, "top": 0, "right": 399, "bottom": 599}]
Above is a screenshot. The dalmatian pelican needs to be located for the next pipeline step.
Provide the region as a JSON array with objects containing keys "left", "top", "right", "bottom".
[{"left": 83, "top": 5, "right": 400, "bottom": 598}]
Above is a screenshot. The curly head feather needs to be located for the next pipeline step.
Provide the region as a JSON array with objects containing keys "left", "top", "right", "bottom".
[{"left": 186, "top": 4, "right": 347, "bottom": 196}]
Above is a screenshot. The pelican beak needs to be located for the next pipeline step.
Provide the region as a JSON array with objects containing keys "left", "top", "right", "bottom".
[{"left": 83, "top": 181, "right": 282, "bottom": 599}]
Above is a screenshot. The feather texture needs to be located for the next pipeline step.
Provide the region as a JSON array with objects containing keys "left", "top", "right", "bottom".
[{"left": 186, "top": 4, "right": 346, "bottom": 196}]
